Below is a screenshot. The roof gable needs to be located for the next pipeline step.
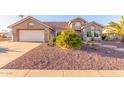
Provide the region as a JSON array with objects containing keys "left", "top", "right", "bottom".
[
  {"left": 8, "top": 16, "right": 52, "bottom": 29},
  {"left": 84, "top": 21, "right": 104, "bottom": 28},
  {"left": 70, "top": 17, "right": 88, "bottom": 23}
]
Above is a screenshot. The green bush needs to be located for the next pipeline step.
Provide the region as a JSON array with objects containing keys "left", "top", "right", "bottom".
[{"left": 56, "top": 30, "right": 83, "bottom": 49}]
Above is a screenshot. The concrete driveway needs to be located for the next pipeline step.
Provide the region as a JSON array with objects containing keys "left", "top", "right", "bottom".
[{"left": 0, "top": 41, "right": 41, "bottom": 68}]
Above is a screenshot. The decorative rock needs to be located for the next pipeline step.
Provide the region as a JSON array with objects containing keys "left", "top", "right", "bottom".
[{"left": 2, "top": 44, "right": 124, "bottom": 70}]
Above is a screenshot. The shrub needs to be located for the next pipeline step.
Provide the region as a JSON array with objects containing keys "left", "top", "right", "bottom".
[
  {"left": 0, "top": 34, "right": 7, "bottom": 38},
  {"left": 102, "top": 34, "right": 111, "bottom": 41},
  {"left": 48, "top": 36, "right": 56, "bottom": 46},
  {"left": 56, "top": 30, "right": 83, "bottom": 49}
]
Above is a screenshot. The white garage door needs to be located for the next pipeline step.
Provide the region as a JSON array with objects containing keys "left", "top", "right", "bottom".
[{"left": 19, "top": 30, "right": 45, "bottom": 42}]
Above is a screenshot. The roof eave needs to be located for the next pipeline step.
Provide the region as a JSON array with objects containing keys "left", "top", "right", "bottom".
[{"left": 8, "top": 16, "right": 52, "bottom": 29}]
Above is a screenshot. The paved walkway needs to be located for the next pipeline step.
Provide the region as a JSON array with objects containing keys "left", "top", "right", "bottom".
[
  {"left": 100, "top": 45, "right": 117, "bottom": 49},
  {"left": 0, "top": 41, "right": 41, "bottom": 68},
  {"left": 114, "top": 48, "right": 124, "bottom": 52},
  {"left": 0, "top": 70, "right": 124, "bottom": 77},
  {"left": 98, "top": 43, "right": 124, "bottom": 52}
]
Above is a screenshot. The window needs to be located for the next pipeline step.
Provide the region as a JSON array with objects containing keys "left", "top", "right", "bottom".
[
  {"left": 87, "top": 30, "right": 100, "bottom": 40},
  {"left": 87, "top": 31, "right": 92, "bottom": 37},
  {"left": 28, "top": 22, "right": 34, "bottom": 27},
  {"left": 56, "top": 32, "right": 61, "bottom": 36},
  {"left": 75, "top": 22, "right": 81, "bottom": 27},
  {"left": 94, "top": 31, "right": 99, "bottom": 37}
]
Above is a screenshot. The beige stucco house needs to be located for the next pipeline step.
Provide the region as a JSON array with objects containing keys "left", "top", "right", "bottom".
[{"left": 8, "top": 16, "right": 104, "bottom": 42}]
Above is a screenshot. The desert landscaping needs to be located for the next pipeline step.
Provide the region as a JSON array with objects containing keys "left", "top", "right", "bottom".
[{"left": 2, "top": 43, "right": 124, "bottom": 70}]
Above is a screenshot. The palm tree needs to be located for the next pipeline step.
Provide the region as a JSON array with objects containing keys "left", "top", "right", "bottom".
[
  {"left": 105, "top": 16, "right": 124, "bottom": 42},
  {"left": 18, "top": 15, "right": 25, "bottom": 19}
]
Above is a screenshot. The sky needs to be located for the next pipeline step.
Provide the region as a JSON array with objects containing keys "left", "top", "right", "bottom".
[{"left": 0, "top": 15, "right": 122, "bottom": 32}]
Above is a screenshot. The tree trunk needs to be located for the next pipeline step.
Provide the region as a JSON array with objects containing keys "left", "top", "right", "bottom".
[{"left": 121, "top": 36, "right": 124, "bottom": 42}]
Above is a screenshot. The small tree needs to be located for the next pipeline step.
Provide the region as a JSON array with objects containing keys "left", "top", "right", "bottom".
[
  {"left": 56, "top": 30, "right": 83, "bottom": 49},
  {"left": 18, "top": 15, "right": 25, "bottom": 19}
]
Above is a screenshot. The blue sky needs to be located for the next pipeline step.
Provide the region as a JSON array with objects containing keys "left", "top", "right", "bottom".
[{"left": 0, "top": 15, "right": 122, "bottom": 32}]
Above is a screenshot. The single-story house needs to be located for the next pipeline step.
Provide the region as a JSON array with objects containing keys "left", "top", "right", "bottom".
[
  {"left": 8, "top": 16, "right": 104, "bottom": 42},
  {"left": 102, "top": 28, "right": 122, "bottom": 40},
  {"left": 0, "top": 31, "right": 12, "bottom": 38}
]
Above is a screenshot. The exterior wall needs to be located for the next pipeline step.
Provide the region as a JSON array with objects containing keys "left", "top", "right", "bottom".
[
  {"left": 83, "top": 24, "right": 103, "bottom": 41},
  {"left": 44, "top": 28, "right": 55, "bottom": 42},
  {"left": 53, "top": 25, "right": 103, "bottom": 41},
  {"left": 11, "top": 18, "right": 52, "bottom": 42},
  {"left": 12, "top": 29, "right": 19, "bottom": 41},
  {"left": 12, "top": 19, "right": 48, "bottom": 30},
  {"left": 72, "top": 21, "right": 85, "bottom": 30}
]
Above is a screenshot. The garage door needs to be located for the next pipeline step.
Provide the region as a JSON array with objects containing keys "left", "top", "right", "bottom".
[{"left": 19, "top": 30, "right": 45, "bottom": 42}]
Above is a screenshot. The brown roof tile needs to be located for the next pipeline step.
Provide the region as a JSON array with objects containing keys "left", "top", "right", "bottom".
[{"left": 43, "top": 22, "right": 71, "bottom": 31}]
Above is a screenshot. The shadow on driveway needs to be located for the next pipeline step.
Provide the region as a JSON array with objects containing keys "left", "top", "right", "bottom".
[{"left": 0, "top": 47, "right": 21, "bottom": 53}]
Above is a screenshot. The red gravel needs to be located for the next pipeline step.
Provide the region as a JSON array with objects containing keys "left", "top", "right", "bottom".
[{"left": 2, "top": 44, "right": 124, "bottom": 70}]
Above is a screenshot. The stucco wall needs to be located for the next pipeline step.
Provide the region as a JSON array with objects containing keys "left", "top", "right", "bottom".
[
  {"left": 11, "top": 18, "right": 52, "bottom": 42},
  {"left": 83, "top": 24, "right": 103, "bottom": 40},
  {"left": 12, "top": 19, "right": 48, "bottom": 30}
]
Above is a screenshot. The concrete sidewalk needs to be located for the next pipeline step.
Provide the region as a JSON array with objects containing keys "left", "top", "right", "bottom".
[
  {"left": 0, "top": 70, "right": 124, "bottom": 77},
  {"left": 99, "top": 44, "right": 124, "bottom": 52}
]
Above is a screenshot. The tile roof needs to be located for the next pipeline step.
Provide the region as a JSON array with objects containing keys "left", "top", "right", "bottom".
[
  {"left": 84, "top": 21, "right": 104, "bottom": 28},
  {"left": 43, "top": 22, "right": 71, "bottom": 31},
  {"left": 70, "top": 17, "right": 88, "bottom": 23}
]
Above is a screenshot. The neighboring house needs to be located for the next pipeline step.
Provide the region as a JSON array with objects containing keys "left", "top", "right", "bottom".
[
  {"left": 0, "top": 31, "right": 12, "bottom": 38},
  {"left": 102, "top": 28, "right": 122, "bottom": 40},
  {"left": 8, "top": 16, "right": 104, "bottom": 42}
]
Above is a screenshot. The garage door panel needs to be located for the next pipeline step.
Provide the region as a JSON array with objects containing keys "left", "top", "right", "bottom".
[{"left": 19, "top": 30, "right": 44, "bottom": 42}]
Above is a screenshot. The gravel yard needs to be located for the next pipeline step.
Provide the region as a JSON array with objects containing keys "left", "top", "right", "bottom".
[{"left": 2, "top": 44, "right": 124, "bottom": 70}]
